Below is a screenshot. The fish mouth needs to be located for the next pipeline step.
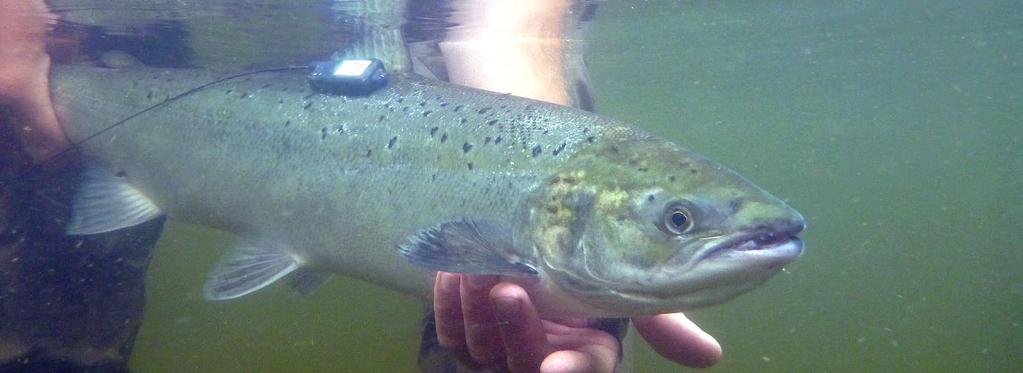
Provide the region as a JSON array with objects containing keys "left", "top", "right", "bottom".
[
  {"left": 630, "top": 227, "right": 804, "bottom": 307},
  {"left": 694, "top": 225, "right": 805, "bottom": 267},
  {"left": 675, "top": 209, "right": 807, "bottom": 273}
]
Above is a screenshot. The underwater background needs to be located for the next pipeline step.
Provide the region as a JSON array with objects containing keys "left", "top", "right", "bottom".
[{"left": 42, "top": 0, "right": 1017, "bottom": 371}]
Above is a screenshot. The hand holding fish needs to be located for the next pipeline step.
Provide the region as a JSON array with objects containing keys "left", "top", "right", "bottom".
[
  {"left": 0, "top": 0, "right": 66, "bottom": 162},
  {"left": 434, "top": 272, "right": 721, "bottom": 372}
]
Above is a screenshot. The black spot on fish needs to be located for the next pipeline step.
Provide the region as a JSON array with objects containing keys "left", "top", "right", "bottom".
[
  {"left": 397, "top": 98, "right": 404, "bottom": 103},
  {"left": 303, "top": 102, "right": 313, "bottom": 110},
  {"left": 669, "top": 175, "right": 677, "bottom": 182},
  {"left": 478, "top": 107, "right": 491, "bottom": 115},
  {"left": 432, "top": 173, "right": 438, "bottom": 181},
  {"left": 729, "top": 198, "right": 744, "bottom": 212},
  {"left": 531, "top": 145, "right": 542, "bottom": 158},
  {"left": 552, "top": 142, "right": 566, "bottom": 156},
  {"left": 366, "top": 149, "right": 372, "bottom": 157},
  {"left": 494, "top": 136, "right": 502, "bottom": 144},
  {"left": 586, "top": 136, "right": 596, "bottom": 143},
  {"left": 467, "top": 162, "right": 474, "bottom": 170},
  {"left": 638, "top": 167, "right": 649, "bottom": 172},
  {"left": 320, "top": 127, "right": 328, "bottom": 140},
  {"left": 439, "top": 102, "right": 448, "bottom": 107},
  {"left": 647, "top": 194, "right": 656, "bottom": 202},
  {"left": 378, "top": 115, "right": 386, "bottom": 122},
  {"left": 284, "top": 120, "right": 291, "bottom": 127},
  {"left": 278, "top": 98, "right": 284, "bottom": 104},
  {"left": 402, "top": 106, "right": 410, "bottom": 113},
  {"left": 582, "top": 128, "right": 590, "bottom": 134},
  {"left": 486, "top": 119, "right": 498, "bottom": 126},
  {"left": 462, "top": 142, "right": 473, "bottom": 153},
  {"left": 430, "top": 127, "right": 439, "bottom": 136},
  {"left": 225, "top": 89, "right": 233, "bottom": 95},
  {"left": 440, "top": 133, "right": 448, "bottom": 143},
  {"left": 115, "top": 170, "right": 127, "bottom": 178},
  {"left": 460, "top": 118, "right": 468, "bottom": 125},
  {"left": 454, "top": 105, "right": 464, "bottom": 112},
  {"left": 690, "top": 169, "right": 697, "bottom": 174},
  {"left": 419, "top": 101, "right": 427, "bottom": 107},
  {"left": 388, "top": 136, "right": 398, "bottom": 149},
  {"left": 484, "top": 137, "right": 492, "bottom": 145},
  {"left": 423, "top": 110, "right": 433, "bottom": 117}
]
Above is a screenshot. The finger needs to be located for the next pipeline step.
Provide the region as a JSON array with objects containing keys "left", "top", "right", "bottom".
[
  {"left": 459, "top": 274, "right": 503, "bottom": 364},
  {"left": 543, "top": 323, "right": 619, "bottom": 354},
  {"left": 433, "top": 272, "right": 466, "bottom": 352},
  {"left": 633, "top": 313, "right": 722, "bottom": 368},
  {"left": 490, "top": 283, "right": 550, "bottom": 372},
  {"left": 540, "top": 347, "right": 616, "bottom": 373}
]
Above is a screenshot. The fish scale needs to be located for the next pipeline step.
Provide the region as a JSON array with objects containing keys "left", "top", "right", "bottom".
[
  {"left": 52, "top": 64, "right": 625, "bottom": 297},
  {"left": 51, "top": 63, "right": 803, "bottom": 316}
]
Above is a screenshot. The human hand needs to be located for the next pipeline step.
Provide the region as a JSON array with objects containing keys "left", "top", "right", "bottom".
[
  {"left": 0, "top": 0, "right": 66, "bottom": 161},
  {"left": 433, "top": 272, "right": 619, "bottom": 372},
  {"left": 433, "top": 272, "right": 721, "bottom": 372}
]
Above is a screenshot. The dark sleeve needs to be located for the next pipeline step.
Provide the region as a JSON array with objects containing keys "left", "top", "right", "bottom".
[{"left": 1, "top": 161, "right": 164, "bottom": 372}]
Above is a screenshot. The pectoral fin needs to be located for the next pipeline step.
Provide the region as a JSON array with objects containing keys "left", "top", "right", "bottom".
[
  {"left": 66, "top": 167, "right": 163, "bottom": 235},
  {"left": 204, "top": 243, "right": 300, "bottom": 300},
  {"left": 397, "top": 218, "right": 538, "bottom": 275}
]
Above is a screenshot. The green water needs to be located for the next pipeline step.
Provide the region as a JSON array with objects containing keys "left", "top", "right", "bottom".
[{"left": 129, "top": 1, "right": 1022, "bottom": 371}]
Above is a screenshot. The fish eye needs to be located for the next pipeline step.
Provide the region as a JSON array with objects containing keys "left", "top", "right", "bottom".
[{"left": 659, "top": 202, "right": 693, "bottom": 235}]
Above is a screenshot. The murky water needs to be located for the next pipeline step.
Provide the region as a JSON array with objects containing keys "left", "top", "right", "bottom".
[
  {"left": 4, "top": 0, "right": 1020, "bottom": 372},
  {"left": 587, "top": 1, "right": 1021, "bottom": 371}
]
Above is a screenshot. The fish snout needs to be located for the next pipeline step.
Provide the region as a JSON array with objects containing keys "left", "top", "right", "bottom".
[{"left": 754, "top": 213, "right": 805, "bottom": 243}]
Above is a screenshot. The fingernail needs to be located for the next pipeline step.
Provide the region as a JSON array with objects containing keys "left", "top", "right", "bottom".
[
  {"left": 439, "top": 273, "right": 458, "bottom": 292},
  {"left": 492, "top": 297, "right": 520, "bottom": 321}
]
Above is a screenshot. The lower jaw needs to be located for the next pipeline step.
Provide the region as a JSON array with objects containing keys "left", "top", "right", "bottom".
[
  {"left": 606, "top": 277, "right": 773, "bottom": 314},
  {"left": 710, "top": 237, "right": 804, "bottom": 261}
]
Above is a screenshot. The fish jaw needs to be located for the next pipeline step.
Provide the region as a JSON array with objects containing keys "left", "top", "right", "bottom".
[{"left": 607, "top": 221, "right": 806, "bottom": 312}]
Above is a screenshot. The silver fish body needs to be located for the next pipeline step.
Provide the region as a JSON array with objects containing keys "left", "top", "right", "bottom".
[{"left": 51, "top": 64, "right": 804, "bottom": 317}]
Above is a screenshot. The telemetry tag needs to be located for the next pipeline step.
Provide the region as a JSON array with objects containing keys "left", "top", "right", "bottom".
[{"left": 309, "top": 58, "right": 388, "bottom": 96}]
